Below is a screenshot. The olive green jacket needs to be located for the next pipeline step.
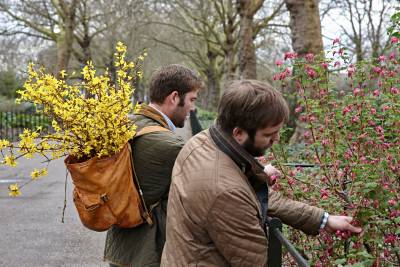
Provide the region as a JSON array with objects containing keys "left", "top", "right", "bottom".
[{"left": 104, "top": 107, "right": 185, "bottom": 267}]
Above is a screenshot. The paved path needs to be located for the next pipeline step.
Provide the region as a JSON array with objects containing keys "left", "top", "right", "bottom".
[
  {"left": 0, "top": 121, "right": 194, "bottom": 267},
  {"left": 0, "top": 156, "right": 107, "bottom": 267}
]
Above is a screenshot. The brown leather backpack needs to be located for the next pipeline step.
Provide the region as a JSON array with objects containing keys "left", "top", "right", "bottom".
[{"left": 64, "top": 126, "right": 170, "bottom": 231}]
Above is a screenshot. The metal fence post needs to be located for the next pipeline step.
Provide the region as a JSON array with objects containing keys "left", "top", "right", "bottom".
[{"left": 267, "top": 217, "right": 283, "bottom": 267}]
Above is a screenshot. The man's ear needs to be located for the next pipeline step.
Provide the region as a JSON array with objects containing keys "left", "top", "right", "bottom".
[
  {"left": 232, "top": 127, "right": 248, "bottom": 145},
  {"left": 167, "top": 90, "right": 180, "bottom": 106}
]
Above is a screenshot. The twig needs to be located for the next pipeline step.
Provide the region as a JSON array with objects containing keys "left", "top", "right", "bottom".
[{"left": 61, "top": 167, "right": 68, "bottom": 223}]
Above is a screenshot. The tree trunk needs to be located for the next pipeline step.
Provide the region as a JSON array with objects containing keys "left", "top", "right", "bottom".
[
  {"left": 224, "top": 0, "right": 238, "bottom": 82},
  {"left": 285, "top": 0, "right": 323, "bottom": 144},
  {"left": 55, "top": 0, "right": 78, "bottom": 77},
  {"left": 205, "top": 51, "right": 221, "bottom": 111},
  {"left": 79, "top": 0, "right": 92, "bottom": 64},
  {"left": 285, "top": 0, "right": 323, "bottom": 56},
  {"left": 237, "top": 0, "right": 263, "bottom": 80}
]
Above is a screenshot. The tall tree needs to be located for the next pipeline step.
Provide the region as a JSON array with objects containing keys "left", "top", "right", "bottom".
[
  {"left": 0, "top": 0, "right": 79, "bottom": 76},
  {"left": 285, "top": 0, "right": 323, "bottom": 56},
  {"left": 285, "top": 0, "right": 324, "bottom": 143},
  {"left": 237, "top": 0, "right": 263, "bottom": 79},
  {"left": 149, "top": 0, "right": 237, "bottom": 109}
]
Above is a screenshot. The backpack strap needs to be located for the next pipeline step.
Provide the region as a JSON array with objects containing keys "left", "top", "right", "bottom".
[
  {"left": 130, "top": 125, "right": 171, "bottom": 226},
  {"left": 135, "top": 125, "right": 170, "bottom": 138}
]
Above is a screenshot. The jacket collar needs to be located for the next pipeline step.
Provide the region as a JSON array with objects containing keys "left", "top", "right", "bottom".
[
  {"left": 209, "top": 123, "right": 268, "bottom": 191},
  {"left": 135, "top": 104, "right": 170, "bottom": 129},
  {"left": 148, "top": 103, "right": 177, "bottom": 132}
]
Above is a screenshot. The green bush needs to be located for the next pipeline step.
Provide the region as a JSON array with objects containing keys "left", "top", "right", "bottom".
[
  {"left": 0, "top": 70, "right": 22, "bottom": 98},
  {"left": 271, "top": 39, "right": 399, "bottom": 266}
]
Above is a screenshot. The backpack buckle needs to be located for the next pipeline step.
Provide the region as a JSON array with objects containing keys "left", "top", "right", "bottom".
[{"left": 100, "top": 193, "right": 109, "bottom": 203}]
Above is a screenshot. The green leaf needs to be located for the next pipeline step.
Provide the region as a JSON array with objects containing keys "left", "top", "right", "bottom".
[{"left": 335, "top": 258, "right": 347, "bottom": 265}]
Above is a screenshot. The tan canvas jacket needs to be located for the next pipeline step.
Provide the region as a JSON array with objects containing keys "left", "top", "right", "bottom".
[{"left": 161, "top": 130, "right": 324, "bottom": 267}]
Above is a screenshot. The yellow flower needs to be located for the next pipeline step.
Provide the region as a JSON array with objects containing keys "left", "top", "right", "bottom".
[
  {"left": 8, "top": 183, "right": 21, "bottom": 197},
  {"left": 0, "top": 139, "right": 10, "bottom": 149},
  {"left": 40, "top": 168, "right": 48, "bottom": 176},
  {"left": 4, "top": 155, "right": 17, "bottom": 167},
  {"left": 30, "top": 169, "right": 40, "bottom": 180},
  {"left": 6, "top": 41, "right": 142, "bottom": 164},
  {"left": 59, "top": 70, "right": 67, "bottom": 79}
]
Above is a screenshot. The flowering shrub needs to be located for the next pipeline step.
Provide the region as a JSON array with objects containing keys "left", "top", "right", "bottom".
[
  {"left": 271, "top": 39, "right": 399, "bottom": 266},
  {"left": 0, "top": 42, "right": 144, "bottom": 196}
]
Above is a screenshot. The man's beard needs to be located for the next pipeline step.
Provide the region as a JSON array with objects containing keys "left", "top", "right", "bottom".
[
  {"left": 242, "top": 138, "right": 268, "bottom": 157},
  {"left": 170, "top": 105, "right": 187, "bottom": 128}
]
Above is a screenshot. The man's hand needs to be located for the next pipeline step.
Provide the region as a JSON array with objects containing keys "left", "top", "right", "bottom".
[
  {"left": 263, "top": 164, "right": 282, "bottom": 185},
  {"left": 325, "top": 215, "right": 362, "bottom": 234}
]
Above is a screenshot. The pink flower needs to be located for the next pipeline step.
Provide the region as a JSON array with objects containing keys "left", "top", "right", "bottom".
[
  {"left": 270, "top": 174, "right": 279, "bottom": 184},
  {"left": 378, "top": 55, "right": 386, "bottom": 62},
  {"left": 391, "top": 87, "right": 399, "bottom": 94},
  {"left": 273, "top": 67, "right": 292, "bottom": 81},
  {"left": 334, "top": 61, "right": 340, "bottom": 67},
  {"left": 294, "top": 106, "right": 302, "bottom": 113},
  {"left": 353, "top": 88, "right": 361, "bottom": 96},
  {"left": 321, "top": 62, "right": 329, "bottom": 69},
  {"left": 382, "top": 105, "right": 390, "bottom": 111},
  {"left": 333, "top": 37, "right": 340, "bottom": 45},
  {"left": 375, "top": 126, "right": 384, "bottom": 134},
  {"left": 389, "top": 210, "right": 400, "bottom": 218},
  {"left": 305, "top": 66, "right": 317, "bottom": 78},
  {"left": 389, "top": 52, "right": 396, "bottom": 60},
  {"left": 388, "top": 199, "right": 396, "bottom": 206},
  {"left": 305, "top": 53, "right": 314, "bottom": 62},
  {"left": 287, "top": 178, "right": 295, "bottom": 186},
  {"left": 353, "top": 242, "right": 362, "bottom": 249},
  {"left": 384, "top": 249, "right": 390, "bottom": 258},
  {"left": 304, "top": 131, "right": 311, "bottom": 139},
  {"left": 384, "top": 234, "right": 397, "bottom": 244},
  {"left": 342, "top": 105, "right": 352, "bottom": 115},
  {"left": 373, "top": 89, "right": 380, "bottom": 97},
  {"left": 275, "top": 59, "right": 283, "bottom": 66},
  {"left": 360, "top": 156, "right": 368, "bottom": 164},
  {"left": 338, "top": 48, "right": 344, "bottom": 55},
  {"left": 372, "top": 67, "right": 382, "bottom": 74},
  {"left": 370, "top": 108, "right": 376, "bottom": 114},
  {"left": 351, "top": 115, "right": 359, "bottom": 123},
  {"left": 322, "top": 139, "right": 329, "bottom": 146},
  {"left": 320, "top": 189, "right": 329, "bottom": 199},
  {"left": 347, "top": 66, "right": 355, "bottom": 77},
  {"left": 391, "top": 36, "right": 399, "bottom": 44},
  {"left": 284, "top": 52, "right": 297, "bottom": 60}
]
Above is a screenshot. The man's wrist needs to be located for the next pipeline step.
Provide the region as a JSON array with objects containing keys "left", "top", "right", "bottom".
[{"left": 319, "top": 212, "right": 329, "bottom": 230}]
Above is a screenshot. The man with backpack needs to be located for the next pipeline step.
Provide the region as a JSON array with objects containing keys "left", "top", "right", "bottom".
[{"left": 104, "top": 64, "right": 203, "bottom": 267}]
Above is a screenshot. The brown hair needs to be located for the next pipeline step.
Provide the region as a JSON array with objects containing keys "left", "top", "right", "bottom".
[
  {"left": 149, "top": 64, "right": 203, "bottom": 105},
  {"left": 217, "top": 80, "right": 289, "bottom": 136}
]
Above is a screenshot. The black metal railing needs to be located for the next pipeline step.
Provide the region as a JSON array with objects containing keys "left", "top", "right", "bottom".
[
  {"left": 267, "top": 217, "right": 310, "bottom": 267},
  {"left": 0, "top": 111, "right": 52, "bottom": 141}
]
